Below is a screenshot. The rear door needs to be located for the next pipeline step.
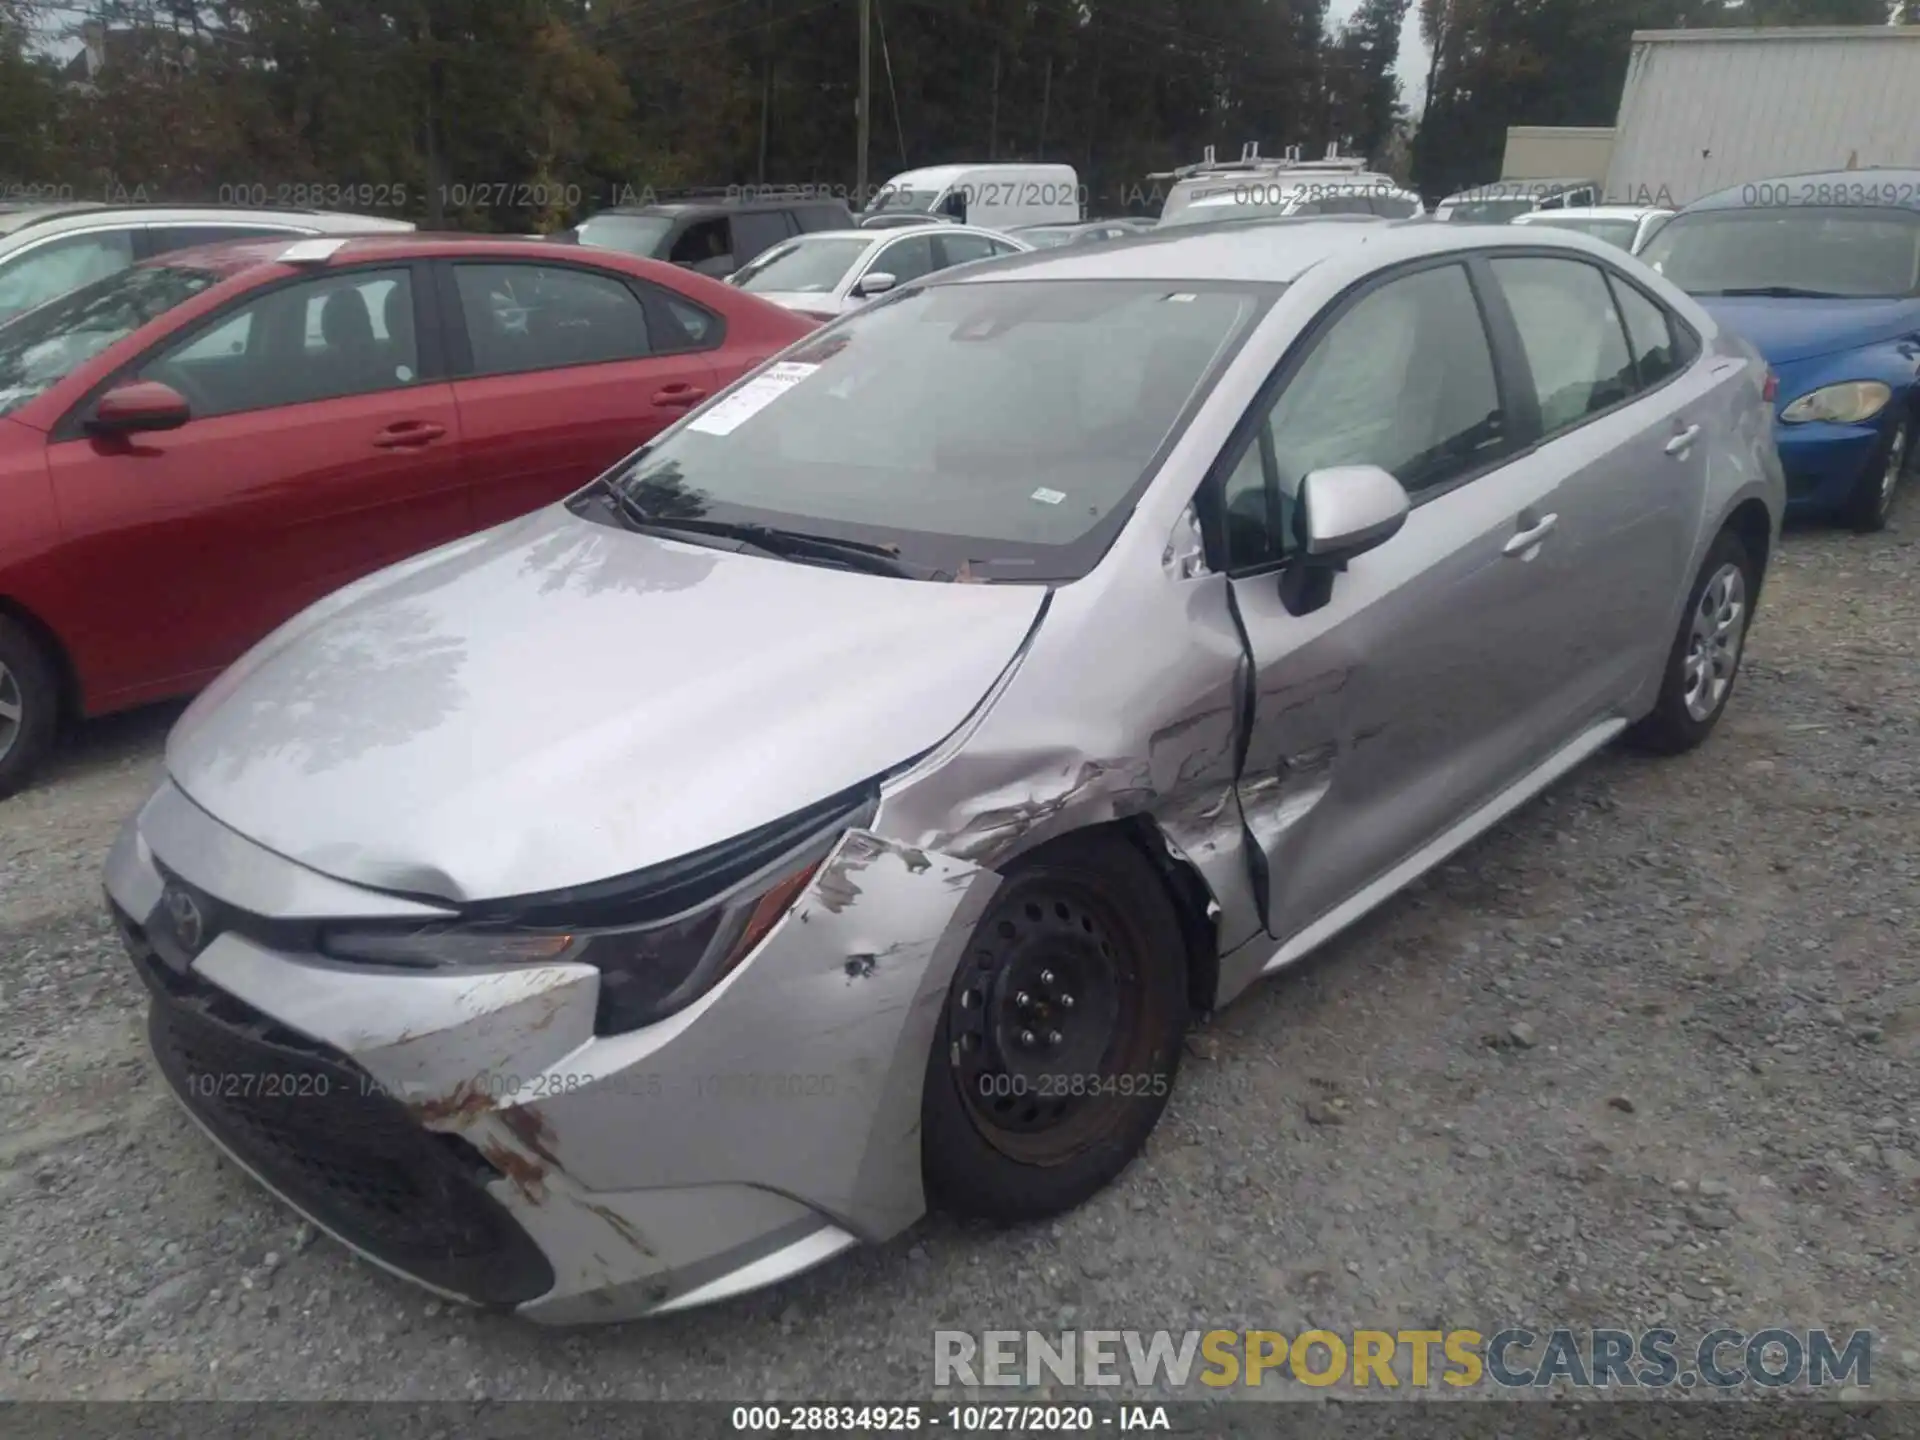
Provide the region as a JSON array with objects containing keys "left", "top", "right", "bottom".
[
  {"left": 1480, "top": 252, "right": 1709, "bottom": 713},
  {"left": 438, "top": 257, "right": 722, "bottom": 528},
  {"left": 43, "top": 262, "right": 466, "bottom": 703}
]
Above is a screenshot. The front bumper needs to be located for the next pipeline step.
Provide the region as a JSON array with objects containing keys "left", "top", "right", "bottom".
[
  {"left": 1775, "top": 418, "right": 1885, "bottom": 514},
  {"left": 105, "top": 781, "right": 998, "bottom": 1323}
]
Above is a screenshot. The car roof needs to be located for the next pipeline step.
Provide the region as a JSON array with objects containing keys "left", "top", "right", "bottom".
[
  {"left": 779, "top": 224, "right": 998, "bottom": 243},
  {"left": 596, "top": 197, "right": 849, "bottom": 218},
  {"left": 132, "top": 231, "right": 670, "bottom": 278},
  {"left": 1440, "top": 179, "right": 1598, "bottom": 202},
  {"left": 1684, "top": 169, "right": 1920, "bottom": 213},
  {"left": 923, "top": 215, "right": 1529, "bottom": 287},
  {"left": 0, "top": 203, "right": 413, "bottom": 242},
  {"left": 1512, "top": 205, "right": 1668, "bottom": 222},
  {"left": 882, "top": 163, "right": 1072, "bottom": 189}
]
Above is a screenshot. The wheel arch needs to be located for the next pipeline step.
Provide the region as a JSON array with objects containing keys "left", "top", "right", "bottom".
[
  {"left": 0, "top": 594, "right": 80, "bottom": 724},
  {"left": 1723, "top": 496, "right": 1772, "bottom": 595}
]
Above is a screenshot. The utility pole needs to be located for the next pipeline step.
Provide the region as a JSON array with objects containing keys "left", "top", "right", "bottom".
[
  {"left": 757, "top": 0, "right": 773, "bottom": 182},
  {"left": 856, "top": 0, "right": 871, "bottom": 202}
]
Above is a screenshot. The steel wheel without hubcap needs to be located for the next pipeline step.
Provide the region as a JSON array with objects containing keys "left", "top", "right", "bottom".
[
  {"left": 948, "top": 878, "right": 1146, "bottom": 1165},
  {"left": 1682, "top": 562, "right": 1746, "bottom": 722},
  {"left": 0, "top": 660, "right": 22, "bottom": 766}
]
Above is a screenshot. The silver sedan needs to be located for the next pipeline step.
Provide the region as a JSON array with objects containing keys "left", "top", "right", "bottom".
[
  {"left": 727, "top": 222, "right": 1028, "bottom": 319},
  {"left": 105, "top": 219, "right": 1783, "bottom": 1323}
]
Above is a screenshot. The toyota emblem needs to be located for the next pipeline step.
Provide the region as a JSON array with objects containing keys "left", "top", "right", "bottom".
[{"left": 162, "top": 885, "right": 205, "bottom": 954}]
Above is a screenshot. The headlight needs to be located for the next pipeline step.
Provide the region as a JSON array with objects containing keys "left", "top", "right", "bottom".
[
  {"left": 319, "top": 787, "right": 875, "bottom": 1034},
  {"left": 1779, "top": 380, "right": 1892, "bottom": 425}
]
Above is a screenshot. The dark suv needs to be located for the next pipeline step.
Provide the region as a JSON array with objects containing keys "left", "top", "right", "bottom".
[{"left": 559, "top": 192, "right": 856, "bottom": 278}]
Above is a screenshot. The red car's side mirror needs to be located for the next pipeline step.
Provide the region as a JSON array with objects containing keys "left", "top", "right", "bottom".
[{"left": 86, "top": 380, "right": 191, "bottom": 437}]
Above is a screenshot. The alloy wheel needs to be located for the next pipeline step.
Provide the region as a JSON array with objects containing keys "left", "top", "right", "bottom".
[{"left": 1682, "top": 562, "right": 1747, "bottom": 722}]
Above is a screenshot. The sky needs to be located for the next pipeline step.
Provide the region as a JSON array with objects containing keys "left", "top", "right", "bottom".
[{"left": 1328, "top": 0, "right": 1433, "bottom": 113}]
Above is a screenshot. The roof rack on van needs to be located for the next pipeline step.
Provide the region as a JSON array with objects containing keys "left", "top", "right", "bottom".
[{"left": 1145, "top": 141, "right": 1370, "bottom": 183}]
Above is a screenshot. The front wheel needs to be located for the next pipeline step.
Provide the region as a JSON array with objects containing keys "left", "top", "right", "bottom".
[
  {"left": 1841, "top": 414, "right": 1909, "bottom": 533},
  {"left": 0, "top": 617, "right": 59, "bottom": 801},
  {"left": 921, "top": 832, "right": 1188, "bottom": 1223},
  {"left": 1625, "top": 528, "right": 1758, "bottom": 756}
]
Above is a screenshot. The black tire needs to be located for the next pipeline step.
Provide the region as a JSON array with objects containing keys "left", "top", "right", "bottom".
[
  {"left": 1840, "top": 413, "right": 1909, "bottom": 534},
  {"left": 0, "top": 616, "right": 59, "bottom": 801},
  {"left": 921, "top": 831, "right": 1188, "bottom": 1223},
  {"left": 1625, "top": 528, "right": 1758, "bottom": 756}
]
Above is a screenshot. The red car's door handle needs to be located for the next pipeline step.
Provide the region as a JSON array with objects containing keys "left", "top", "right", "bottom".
[
  {"left": 373, "top": 420, "right": 447, "bottom": 448},
  {"left": 652, "top": 384, "right": 707, "bottom": 408}
]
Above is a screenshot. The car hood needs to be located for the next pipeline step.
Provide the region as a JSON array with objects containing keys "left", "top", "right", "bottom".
[
  {"left": 1691, "top": 295, "right": 1920, "bottom": 365},
  {"left": 166, "top": 505, "right": 1047, "bottom": 903}
]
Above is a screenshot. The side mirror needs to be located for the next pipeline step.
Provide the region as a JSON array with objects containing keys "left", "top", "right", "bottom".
[
  {"left": 853, "top": 271, "right": 897, "bottom": 298},
  {"left": 86, "top": 380, "right": 191, "bottom": 437},
  {"left": 1279, "top": 464, "right": 1410, "bottom": 616}
]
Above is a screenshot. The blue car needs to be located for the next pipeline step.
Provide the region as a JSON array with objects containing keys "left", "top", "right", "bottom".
[{"left": 1638, "top": 170, "right": 1920, "bottom": 531}]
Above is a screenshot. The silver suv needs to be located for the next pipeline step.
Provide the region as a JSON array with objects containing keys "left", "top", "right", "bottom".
[{"left": 0, "top": 204, "right": 414, "bottom": 323}]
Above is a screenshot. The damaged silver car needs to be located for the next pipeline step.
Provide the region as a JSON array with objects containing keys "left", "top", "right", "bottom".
[{"left": 105, "top": 220, "right": 1783, "bottom": 1323}]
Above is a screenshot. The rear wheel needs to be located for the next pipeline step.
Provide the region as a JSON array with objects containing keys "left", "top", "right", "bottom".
[
  {"left": 921, "top": 832, "right": 1187, "bottom": 1223},
  {"left": 1625, "top": 529, "right": 1758, "bottom": 756},
  {"left": 0, "top": 617, "right": 59, "bottom": 801},
  {"left": 1841, "top": 414, "right": 1909, "bottom": 533}
]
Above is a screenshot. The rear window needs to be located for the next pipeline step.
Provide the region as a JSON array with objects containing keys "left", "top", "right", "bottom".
[{"left": 0, "top": 263, "right": 219, "bottom": 417}]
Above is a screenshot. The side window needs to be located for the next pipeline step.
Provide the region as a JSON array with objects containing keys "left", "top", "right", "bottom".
[
  {"left": 1609, "top": 275, "right": 1684, "bottom": 389},
  {"left": 936, "top": 232, "right": 996, "bottom": 268},
  {"left": 731, "top": 211, "right": 795, "bottom": 265},
  {"left": 1219, "top": 263, "right": 1504, "bottom": 569},
  {"left": 669, "top": 217, "right": 733, "bottom": 274},
  {"left": 938, "top": 190, "right": 968, "bottom": 222},
  {"left": 1490, "top": 256, "right": 1636, "bottom": 432},
  {"left": 453, "top": 263, "right": 652, "bottom": 375},
  {"left": 661, "top": 295, "right": 720, "bottom": 350},
  {"left": 871, "top": 235, "right": 936, "bottom": 285},
  {"left": 147, "top": 225, "right": 300, "bottom": 255},
  {"left": 989, "top": 239, "right": 1022, "bottom": 256},
  {"left": 0, "top": 230, "right": 136, "bottom": 321},
  {"left": 139, "top": 268, "right": 420, "bottom": 418},
  {"left": 1268, "top": 264, "right": 1505, "bottom": 498}
]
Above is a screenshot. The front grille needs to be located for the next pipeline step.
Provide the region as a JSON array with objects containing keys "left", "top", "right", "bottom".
[{"left": 115, "top": 902, "right": 554, "bottom": 1307}]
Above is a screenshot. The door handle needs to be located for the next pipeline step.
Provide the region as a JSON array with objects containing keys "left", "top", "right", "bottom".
[
  {"left": 652, "top": 384, "right": 707, "bottom": 408},
  {"left": 1502, "top": 512, "right": 1558, "bottom": 557},
  {"left": 373, "top": 421, "right": 446, "bottom": 448},
  {"left": 1665, "top": 423, "right": 1702, "bottom": 455}
]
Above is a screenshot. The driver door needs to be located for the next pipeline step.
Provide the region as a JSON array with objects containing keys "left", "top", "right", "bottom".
[
  {"left": 42, "top": 264, "right": 465, "bottom": 707},
  {"left": 1218, "top": 258, "right": 1584, "bottom": 947}
]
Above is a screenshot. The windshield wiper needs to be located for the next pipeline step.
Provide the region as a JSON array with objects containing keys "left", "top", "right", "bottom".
[
  {"left": 595, "top": 478, "right": 922, "bottom": 579},
  {"left": 1699, "top": 285, "right": 1849, "bottom": 299}
]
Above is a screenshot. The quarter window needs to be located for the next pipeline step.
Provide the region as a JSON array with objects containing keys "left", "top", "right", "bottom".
[
  {"left": 1609, "top": 276, "right": 1684, "bottom": 390},
  {"left": 453, "top": 263, "right": 652, "bottom": 375},
  {"left": 1219, "top": 263, "right": 1506, "bottom": 570},
  {"left": 139, "top": 268, "right": 421, "bottom": 417},
  {"left": 1489, "top": 256, "right": 1636, "bottom": 432}
]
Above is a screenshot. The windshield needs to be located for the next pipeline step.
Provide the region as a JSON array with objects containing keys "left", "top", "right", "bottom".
[
  {"left": 601, "top": 280, "right": 1268, "bottom": 580},
  {"left": 1519, "top": 216, "right": 1640, "bottom": 249},
  {"left": 1638, "top": 206, "right": 1920, "bottom": 298},
  {"left": 733, "top": 237, "right": 871, "bottom": 294},
  {"left": 0, "top": 263, "right": 219, "bottom": 418},
  {"left": 867, "top": 187, "right": 939, "bottom": 215},
  {"left": 572, "top": 213, "right": 677, "bottom": 257}
]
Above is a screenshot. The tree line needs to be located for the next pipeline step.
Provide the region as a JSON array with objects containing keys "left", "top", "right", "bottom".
[{"left": 1, "top": 0, "right": 1913, "bottom": 228}]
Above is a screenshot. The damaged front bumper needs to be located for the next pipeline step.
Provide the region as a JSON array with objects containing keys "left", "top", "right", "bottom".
[{"left": 104, "top": 781, "right": 999, "bottom": 1323}]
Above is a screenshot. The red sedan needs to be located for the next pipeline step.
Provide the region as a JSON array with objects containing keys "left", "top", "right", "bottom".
[{"left": 0, "top": 233, "right": 815, "bottom": 795}]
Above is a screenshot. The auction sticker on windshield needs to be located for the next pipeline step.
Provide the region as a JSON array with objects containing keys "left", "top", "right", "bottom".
[{"left": 687, "top": 361, "right": 820, "bottom": 436}]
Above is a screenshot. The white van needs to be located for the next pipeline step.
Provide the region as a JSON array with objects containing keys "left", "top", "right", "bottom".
[{"left": 863, "top": 164, "right": 1082, "bottom": 231}]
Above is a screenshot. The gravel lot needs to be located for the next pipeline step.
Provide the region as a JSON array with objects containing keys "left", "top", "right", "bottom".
[{"left": 1, "top": 510, "right": 1917, "bottom": 1403}]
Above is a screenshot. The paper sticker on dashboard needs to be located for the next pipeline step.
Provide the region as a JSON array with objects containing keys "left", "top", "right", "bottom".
[{"left": 687, "top": 362, "right": 820, "bottom": 436}]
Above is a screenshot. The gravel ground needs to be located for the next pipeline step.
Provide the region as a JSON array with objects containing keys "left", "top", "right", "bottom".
[{"left": 1, "top": 509, "right": 1916, "bottom": 1404}]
